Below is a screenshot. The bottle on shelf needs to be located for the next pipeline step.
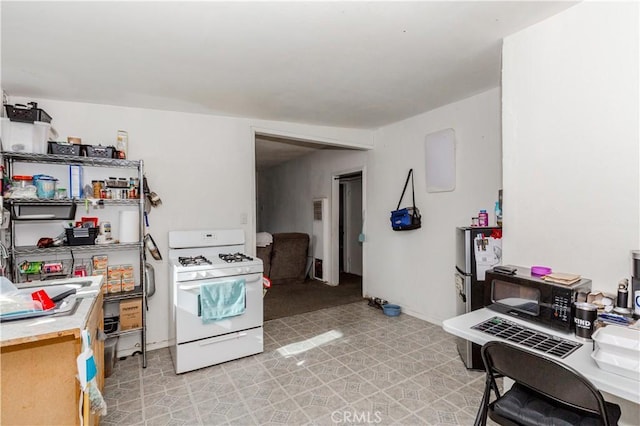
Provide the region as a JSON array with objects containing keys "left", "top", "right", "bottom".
[
  {"left": 478, "top": 209, "right": 489, "bottom": 227},
  {"left": 116, "top": 130, "right": 128, "bottom": 159},
  {"left": 495, "top": 201, "right": 502, "bottom": 227}
]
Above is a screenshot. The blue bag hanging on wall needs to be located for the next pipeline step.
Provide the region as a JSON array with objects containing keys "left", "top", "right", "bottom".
[{"left": 390, "top": 169, "right": 421, "bottom": 231}]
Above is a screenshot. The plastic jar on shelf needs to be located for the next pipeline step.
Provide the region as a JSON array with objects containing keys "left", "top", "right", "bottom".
[
  {"left": 32, "top": 175, "right": 57, "bottom": 199},
  {"left": 92, "top": 180, "right": 103, "bottom": 198},
  {"left": 478, "top": 210, "right": 489, "bottom": 227},
  {"left": 11, "top": 175, "right": 33, "bottom": 189}
]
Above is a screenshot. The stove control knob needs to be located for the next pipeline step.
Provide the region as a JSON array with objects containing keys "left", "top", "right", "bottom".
[{"left": 197, "top": 271, "right": 207, "bottom": 279}]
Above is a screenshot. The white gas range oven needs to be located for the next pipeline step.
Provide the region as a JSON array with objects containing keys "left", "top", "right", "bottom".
[{"left": 168, "top": 229, "right": 263, "bottom": 374}]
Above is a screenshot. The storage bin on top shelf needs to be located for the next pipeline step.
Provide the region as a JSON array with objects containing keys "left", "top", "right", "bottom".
[
  {"left": 1, "top": 117, "right": 50, "bottom": 154},
  {"left": 83, "top": 145, "right": 115, "bottom": 158},
  {"left": 4, "top": 103, "right": 52, "bottom": 123},
  {"left": 47, "top": 142, "right": 117, "bottom": 158},
  {"left": 47, "top": 141, "right": 81, "bottom": 156}
]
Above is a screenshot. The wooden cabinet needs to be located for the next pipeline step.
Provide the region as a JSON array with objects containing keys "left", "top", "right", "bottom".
[
  {"left": 85, "top": 293, "right": 105, "bottom": 426},
  {"left": 0, "top": 293, "right": 104, "bottom": 425}
]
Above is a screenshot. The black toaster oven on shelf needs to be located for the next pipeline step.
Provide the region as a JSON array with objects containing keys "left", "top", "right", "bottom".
[{"left": 485, "top": 266, "right": 591, "bottom": 332}]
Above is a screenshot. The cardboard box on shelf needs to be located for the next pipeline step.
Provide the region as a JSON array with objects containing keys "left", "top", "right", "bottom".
[
  {"left": 120, "top": 298, "right": 142, "bottom": 330},
  {"left": 93, "top": 268, "right": 107, "bottom": 278},
  {"left": 122, "top": 278, "right": 135, "bottom": 292},
  {"left": 121, "top": 264, "right": 134, "bottom": 279},
  {"left": 93, "top": 268, "right": 108, "bottom": 294},
  {"left": 108, "top": 279, "right": 122, "bottom": 294},
  {"left": 92, "top": 255, "right": 108, "bottom": 270},
  {"left": 107, "top": 265, "right": 122, "bottom": 280}
]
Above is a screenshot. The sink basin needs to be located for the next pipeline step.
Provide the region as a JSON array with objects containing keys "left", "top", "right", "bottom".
[
  {"left": 1, "top": 277, "right": 101, "bottom": 322},
  {"left": 51, "top": 296, "right": 82, "bottom": 317},
  {"left": 0, "top": 294, "right": 82, "bottom": 322},
  {"left": 14, "top": 281, "right": 97, "bottom": 298}
]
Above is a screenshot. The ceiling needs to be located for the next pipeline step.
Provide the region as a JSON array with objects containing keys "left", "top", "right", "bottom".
[
  {"left": 1, "top": 1, "right": 576, "bottom": 168},
  {"left": 2, "top": 1, "right": 576, "bottom": 129},
  {"left": 254, "top": 135, "right": 341, "bottom": 170}
]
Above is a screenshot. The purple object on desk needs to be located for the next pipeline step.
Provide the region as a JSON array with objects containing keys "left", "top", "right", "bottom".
[{"left": 531, "top": 266, "right": 552, "bottom": 276}]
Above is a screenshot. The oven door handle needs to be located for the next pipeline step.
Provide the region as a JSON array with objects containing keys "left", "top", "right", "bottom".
[
  {"left": 180, "top": 283, "right": 204, "bottom": 291},
  {"left": 179, "top": 275, "right": 262, "bottom": 291},
  {"left": 199, "top": 332, "right": 248, "bottom": 346}
]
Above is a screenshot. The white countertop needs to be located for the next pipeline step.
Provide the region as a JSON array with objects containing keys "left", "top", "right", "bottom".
[
  {"left": 443, "top": 308, "right": 640, "bottom": 404},
  {"left": 1, "top": 276, "right": 103, "bottom": 347}
]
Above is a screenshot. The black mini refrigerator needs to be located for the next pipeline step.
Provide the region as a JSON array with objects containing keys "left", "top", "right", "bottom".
[{"left": 454, "top": 226, "right": 502, "bottom": 369}]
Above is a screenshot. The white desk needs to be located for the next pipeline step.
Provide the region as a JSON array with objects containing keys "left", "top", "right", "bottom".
[{"left": 442, "top": 308, "right": 640, "bottom": 406}]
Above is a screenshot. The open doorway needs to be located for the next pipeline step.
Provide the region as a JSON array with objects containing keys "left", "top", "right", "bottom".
[
  {"left": 336, "top": 171, "right": 363, "bottom": 300},
  {"left": 338, "top": 171, "right": 363, "bottom": 277},
  {"left": 254, "top": 131, "right": 367, "bottom": 320}
]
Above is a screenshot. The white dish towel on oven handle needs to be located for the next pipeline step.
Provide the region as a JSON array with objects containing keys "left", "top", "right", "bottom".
[{"left": 200, "top": 279, "right": 246, "bottom": 323}]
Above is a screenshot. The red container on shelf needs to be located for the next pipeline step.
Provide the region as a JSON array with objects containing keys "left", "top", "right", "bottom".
[
  {"left": 81, "top": 217, "right": 99, "bottom": 227},
  {"left": 11, "top": 175, "right": 33, "bottom": 188}
]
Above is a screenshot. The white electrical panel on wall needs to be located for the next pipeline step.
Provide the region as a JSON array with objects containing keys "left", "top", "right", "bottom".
[
  {"left": 425, "top": 128, "right": 456, "bottom": 192},
  {"left": 312, "top": 198, "right": 329, "bottom": 281}
]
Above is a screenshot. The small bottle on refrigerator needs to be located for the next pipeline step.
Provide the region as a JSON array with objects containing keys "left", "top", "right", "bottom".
[
  {"left": 494, "top": 201, "right": 502, "bottom": 227},
  {"left": 478, "top": 210, "right": 489, "bottom": 227}
]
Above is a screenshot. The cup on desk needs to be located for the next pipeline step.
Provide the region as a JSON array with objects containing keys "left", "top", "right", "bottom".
[
  {"left": 634, "top": 290, "right": 640, "bottom": 316},
  {"left": 574, "top": 302, "right": 598, "bottom": 340}
]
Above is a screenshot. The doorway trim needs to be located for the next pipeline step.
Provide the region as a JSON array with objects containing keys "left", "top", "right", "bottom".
[
  {"left": 251, "top": 126, "right": 371, "bottom": 288},
  {"left": 252, "top": 127, "right": 373, "bottom": 150},
  {"left": 331, "top": 166, "right": 366, "bottom": 287}
]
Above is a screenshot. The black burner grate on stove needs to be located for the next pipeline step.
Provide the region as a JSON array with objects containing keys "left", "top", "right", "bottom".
[
  {"left": 178, "top": 255, "right": 212, "bottom": 266},
  {"left": 219, "top": 252, "right": 254, "bottom": 263}
]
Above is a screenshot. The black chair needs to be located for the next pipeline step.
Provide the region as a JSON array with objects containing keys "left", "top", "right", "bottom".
[{"left": 474, "top": 341, "right": 621, "bottom": 426}]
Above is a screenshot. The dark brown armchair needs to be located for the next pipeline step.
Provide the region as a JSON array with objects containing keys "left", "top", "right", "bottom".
[{"left": 256, "top": 232, "right": 309, "bottom": 282}]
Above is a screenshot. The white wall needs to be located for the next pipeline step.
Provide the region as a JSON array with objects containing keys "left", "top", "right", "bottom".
[
  {"left": 258, "top": 149, "right": 367, "bottom": 236},
  {"left": 257, "top": 149, "right": 368, "bottom": 285},
  {"left": 257, "top": 88, "right": 502, "bottom": 321},
  {"left": 503, "top": 7, "right": 640, "bottom": 419},
  {"left": 502, "top": 2, "right": 639, "bottom": 294},
  {"left": 367, "top": 88, "right": 502, "bottom": 324},
  {"left": 5, "top": 96, "right": 373, "bottom": 353}
]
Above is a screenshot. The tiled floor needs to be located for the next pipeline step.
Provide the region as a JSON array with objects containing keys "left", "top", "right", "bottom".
[{"left": 103, "top": 301, "right": 497, "bottom": 425}]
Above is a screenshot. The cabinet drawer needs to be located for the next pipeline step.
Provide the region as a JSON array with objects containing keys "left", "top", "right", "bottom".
[{"left": 172, "top": 327, "right": 263, "bottom": 374}]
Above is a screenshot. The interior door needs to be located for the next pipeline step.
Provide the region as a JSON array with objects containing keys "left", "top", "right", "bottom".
[{"left": 344, "top": 180, "right": 363, "bottom": 275}]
